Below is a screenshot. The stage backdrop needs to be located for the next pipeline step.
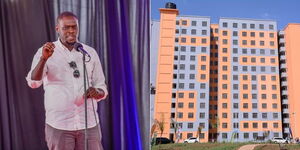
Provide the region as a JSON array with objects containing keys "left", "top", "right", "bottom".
[{"left": 0, "top": 0, "right": 150, "bottom": 150}]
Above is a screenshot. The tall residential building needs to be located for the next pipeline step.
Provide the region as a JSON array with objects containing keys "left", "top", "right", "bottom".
[
  {"left": 278, "top": 24, "right": 300, "bottom": 139},
  {"left": 152, "top": 3, "right": 299, "bottom": 143}
]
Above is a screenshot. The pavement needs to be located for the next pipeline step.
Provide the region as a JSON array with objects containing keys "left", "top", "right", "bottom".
[{"left": 238, "top": 144, "right": 260, "bottom": 150}]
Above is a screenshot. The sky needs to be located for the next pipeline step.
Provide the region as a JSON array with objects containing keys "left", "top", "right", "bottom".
[{"left": 151, "top": 0, "right": 300, "bottom": 30}]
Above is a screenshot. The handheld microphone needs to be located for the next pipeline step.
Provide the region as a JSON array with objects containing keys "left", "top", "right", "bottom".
[{"left": 74, "top": 43, "right": 91, "bottom": 58}]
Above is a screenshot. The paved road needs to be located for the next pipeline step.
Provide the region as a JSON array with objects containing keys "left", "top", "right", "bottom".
[{"left": 238, "top": 144, "right": 260, "bottom": 150}]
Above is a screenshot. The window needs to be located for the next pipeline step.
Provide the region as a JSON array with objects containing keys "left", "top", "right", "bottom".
[
  {"left": 243, "top": 103, "right": 248, "bottom": 109},
  {"left": 262, "top": 103, "right": 267, "bottom": 109},
  {"left": 259, "top": 24, "right": 264, "bottom": 29},
  {"left": 262, "top": 122, "right": 268, "bottom": 128},
  {"left": 262, "top": 113, "right": 267, "bottom": 118},
  {"left": 233, "top": 93, "right": 238, "bottom": 99},
  {"left": 200, "top": 103, "right": 205, "bottom": 108},
  {"left": 189, "top": 93, "right": 194, "bottom": 98},
  {"left": 201, "top": 47, "right": 207, "bottom": 53},
  {"left": 179, "top": 74, "right": 184, "bottom": 79},
  {"left": 200, "top": 83, "right": 205, "bottom": 89},
  {"left": 222, "top": 31, "right": 228, "bottom": 36},
  {"left": 261, "top": 94, "right": 267, "bottom": 99},
  {"left": 199, "top": 113, "right": 205, "bottom": 118},
  {"left": 233, "top": 31, "right": 238, "bottom": 36},
  {"left": 233, "top": 48, "right": 238, "bottom": 54},
  {"left": 243, "top": 113, "right": 248, "bottom": 118},
  {"left": 252, "top": 113, "right": 258, "bottom": 118},
  {"left": 188, "top": 113, "right": 194, "bottom": 118},
  {"left": 242, "top": 32, "right": 247, "bottom": 37},
  {"left": 244, "top": 133, "right": 249, "bottom": 139},
  {"left": 180, "top": 55, "right": 186, "bottom": 61},
  {"left": 251, "top": 40, "right": 255, "bottom": 45},
  {"left": 259, "top": 32, "right": 264, "bottom": 37},
  {"left": 200, "top": 93, "right": 206, "bottom": 99},
  {"left": 190, "top": 55, "right": 196, "bottom": 61},
  {"left": 175, "top": 29, "right": 179, "bottom": 34},
  {"left": 261, "top": 85, "right": 266, "bottom": 90},
  {"left": 176, "top": 20, "right": 179, "bottom": 25},
  {"left": 242, "top": 40, "right": 247, "bottom": 45},
  {"left": 222, "top": 123, "right": 228, "bottom": 128},
  {"left": 269, "top": 33, "right": 274, "bottom": 38},
  {"left": 273, "top": 123, "right": 279, "bottom": 128},
  {"left": 190, "top": 65, "right": 195, "bottom": 70},
  {"left": 191, "top": 29, "right": 197, "bottom": 35},
  {"left": 181, "top": 37, "right": 186, "bottom": 43},
  {"left": 232, "top": 57, "right": 238, "bottom": 63},
  {"left": 222, "top": 113, "right": 227, "bottom": 118},
  {"left": 178, "top": 93, "right": 184, "bottom": 98},
  {"left": 233, "top": 113, "right": 239, "bottom": 119},
  {"left": 250, "top": 32, "right": 255, "bottom": 37},
  {"left": 233, "top": 103, "right": 239, "bottom": 109},
  {"left": 188, "top": 123, "right": 193, "bottom": 128},
  {"left": 272, "top": 94, "right": 277, "bottom": 99},
  {"left": 252, "top": 84, "right": 257, "bottom": 90},
  {"left": 251, "top": 49, "right": 256, "bottom": 54},
  {"left": 180, "top": 46, "right": 186, "bottom": 51},
  {"left": 179, "top": 64, "right": 185, "bottom": 70},
  {"left": 202, "top": 30, "right": 207, "bottom": 35},
  {"left": 188, "top": 102, "right": 194, "bottom": 108},
  {"left": 187, "top": 133, "right": 193, "bottom": 138},
  {"left": 202, "top": 38, "right": 207, "bottom": 44},
  {"left": 242, "top": 23, "right": 247, "bottom": 29},
  {"left": 190, "top": 47, "right": 196, "bottom": 52},
  {"left": 272, "top": 103, "right": 278, "bottom": 109},
  {"left": 252, "top": 103, "right": 257, "bottom": 109},
  {"left": 222, "top": 103, "right": 228, "bottom": 108},
  {"left": 250, "top": 24, "right": 255, "bottom": 29},
  {"left": 242, "top": 57, "right": 247, "bottom": 62},
  {"left": 222, "top": 133, "right": 227, "bottom": 139},
  {"left": 270, "top": 41, "right": 275, "bottom": 46},
  {"left": 273, "top": 113, "right": 278, "bottom": 119},
  {"left": 233, "top": 122, "right": 239, "bottom": 128},
  {"left": 191, "top": 21, "right": 197, "bottom": 26},
  {"left": 260, "top": 49, "right": 265, "bottom": 54},
  {"left": 260, "top": 41, "right": 265, "bottom": 46},
  {"left": 243, "top": 123, "right": 249, "bottom": 128},
  {"left": 222, "top": 22, "right": 228, "bottom": 27},
  {"left": 181, "top": 29, "right": 187, "bottom": 34},
  {"left": 182, "top": 20, "right": 187, "bottom": 25},
  {"left": 202, "top": 21, "right": 207, "bottom": 27},
  {"left": 269, "top": 24, "right": 274, "bottom": 30},
  {"left": 233, "top": 40, "right": 238, "bottom": 45},
  {"left": 177, "top": 112, "right": 183, "bottom": 118},
  {"left": 233, "top": 23, "right": 238, "bottom": 28},
  {"left": 178, "top": 103, "right": 183, "bottom": 108},
  {"left": 222, "top": 48, "right": 228, "bottom": 53}
]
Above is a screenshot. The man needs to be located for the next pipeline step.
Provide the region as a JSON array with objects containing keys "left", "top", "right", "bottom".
[{"left": 26, "top": 11, "right": 107, "bottom": 150}]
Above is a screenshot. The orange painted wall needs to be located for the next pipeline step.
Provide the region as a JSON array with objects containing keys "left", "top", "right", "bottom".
[
  {"left": 154, "top": 8, "right": 179, "bottom": 138},
  {"left": 284, "top": 24, "right": 300, "bottom": 139}
]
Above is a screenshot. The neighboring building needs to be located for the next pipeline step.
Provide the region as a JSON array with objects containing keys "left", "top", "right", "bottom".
[
  {"left": 152, "top": 3, "right": 298, "bottom": 143},
  {"left": 278, "top": 24, "right": 300, "bottom": 140}
]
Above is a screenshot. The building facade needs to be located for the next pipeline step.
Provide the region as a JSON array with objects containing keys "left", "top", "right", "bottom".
[{"left": 152, "top": 4, "right": 299, "bottom": 143}]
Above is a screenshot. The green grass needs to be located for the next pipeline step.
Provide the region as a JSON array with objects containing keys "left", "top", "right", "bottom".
[
  {"left": 151, "top": 142, "right": 249, "bottom": 150},
  {"left": 254, "top": 144, "right": 300, "bottom": 150}
]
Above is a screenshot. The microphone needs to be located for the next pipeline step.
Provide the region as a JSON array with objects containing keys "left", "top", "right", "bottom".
[{"left": 74, "top": 43, "right": 91, "bottom": 58}]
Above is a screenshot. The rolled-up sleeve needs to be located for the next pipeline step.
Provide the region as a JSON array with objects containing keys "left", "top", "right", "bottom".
[
  {"left": 91, "top": 52, "right": 108, "bottom": 101},
  {"left": 26, "top": 48, "right": 47, "bottom": 88}
]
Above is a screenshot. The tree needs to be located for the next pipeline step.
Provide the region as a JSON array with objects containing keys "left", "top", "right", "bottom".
[{"left": 197, "top": 125, "right": 203, "bottom": 142}]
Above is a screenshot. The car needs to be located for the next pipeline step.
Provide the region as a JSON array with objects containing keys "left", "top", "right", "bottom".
[
  {"left": 184, "top": 137, "right": 199, "bottom": 143},
  {"left": 155, "top": 137, "right": 173, "bottom": 145},
  {"left": 271, "top": 137, "right": 288, "bottom": 144}
]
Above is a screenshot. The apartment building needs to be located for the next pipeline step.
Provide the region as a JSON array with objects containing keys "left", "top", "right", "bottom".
[{"left": 151, "top": 3, "right": 300, "bottom": 143}]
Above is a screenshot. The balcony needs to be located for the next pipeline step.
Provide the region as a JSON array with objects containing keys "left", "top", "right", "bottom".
[
  {"left": 282, "top": 90, "right": 288, "bottom": 96},
  {"left": 282, "top": 81, "right": 288, "bottom": 86},
  {"left": 283, "top": 118, "right": 290, "bottom": 123},
  {"left": 282, "top": 99, "right": 288, "bottom": 105},
  {"left": 283, "top": 108, "right": 289, "bottom": 114},
  {"left": 279, "top": 38, "right": 285, "bottom": 44},
  {"left": 281, "top": 72, "right": 287, "bottom": 77},
  {"left": 279, "top": 31, "right": 285, "bottom": 36},
  {"left": 279, "top": 47, "right": 285, "bottom": 52},
  {"left": 280, "top": 55, "right": 286, "bottom": 60},
  {"left": 280, "top": 63, "right": 287, "bottom": 69},
  {"left": 284, "top": 127, "right": 290, "bottom": 133}
]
